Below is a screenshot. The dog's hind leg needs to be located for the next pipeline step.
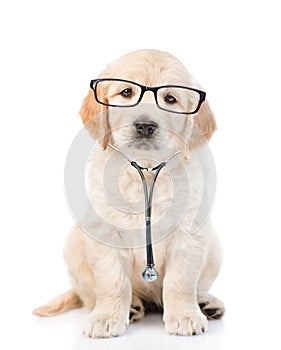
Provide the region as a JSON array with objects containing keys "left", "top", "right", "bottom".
[
  {"left": 197, "top": 292, "right": 225, "bottom": 320},
  {"left": 129, "top": 295, "right": 145, "bottom": 323},
  {"left": 197, "top": 231, "right": 225, "bottom": 320}
]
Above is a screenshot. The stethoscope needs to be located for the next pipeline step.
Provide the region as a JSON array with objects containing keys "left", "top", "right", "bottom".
[{"left": 108, "top": 143, "right": 181, "bottom": 282}]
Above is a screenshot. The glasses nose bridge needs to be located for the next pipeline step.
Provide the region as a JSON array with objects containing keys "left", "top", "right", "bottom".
[{"left": 141, "top": 86, "right": 158, "bottom": 104}]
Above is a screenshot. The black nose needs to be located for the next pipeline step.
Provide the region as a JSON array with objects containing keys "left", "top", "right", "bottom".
[{"left": 135, "top": 121, "right": 158, "bottom": 138}]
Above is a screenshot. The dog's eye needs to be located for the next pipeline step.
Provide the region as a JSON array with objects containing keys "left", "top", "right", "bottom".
[
  {"left": 164, "top": 94, "right": 177, "bottom": 104},
  {"left": 120, "top": 88, "right": 133, "bottom": 98}
]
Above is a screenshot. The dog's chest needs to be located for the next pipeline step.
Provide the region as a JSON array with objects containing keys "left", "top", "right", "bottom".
[
  {"left": 86, "top": 149, "right": 206, "bottom": 242},
  {"left": 88, "top": 161, "right": 176, "bottom": 231},
  {"left": 119, "top": 166, "right": 173, "bottom": 209}
]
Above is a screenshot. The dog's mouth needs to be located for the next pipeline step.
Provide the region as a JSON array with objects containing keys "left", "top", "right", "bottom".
[{"left": 127, "top": 138, "right": 161, "bottom": 151}]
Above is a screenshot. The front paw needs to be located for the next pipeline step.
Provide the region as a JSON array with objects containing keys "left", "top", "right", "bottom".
[
  {"left": 165, "top": 312, "right": 207, "bottom": 336},
  {"left": 83, "top": 314, "right": 127, "bottom": 338}
]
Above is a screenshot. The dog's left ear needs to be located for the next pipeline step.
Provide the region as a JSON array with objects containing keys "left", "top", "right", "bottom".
[{"left": 190, "top": 100, "right": 217, "bottom": 149}]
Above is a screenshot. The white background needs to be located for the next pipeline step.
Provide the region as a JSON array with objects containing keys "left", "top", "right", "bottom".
[{"left": 1, "top": 0, "right": 281, "bottom": 349}]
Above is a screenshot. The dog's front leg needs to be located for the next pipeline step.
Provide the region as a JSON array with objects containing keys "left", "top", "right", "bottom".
[
  {"left": 83, "top": 238, "right": 132, "bottom": 338},
  {"left": 163, "top": 236, "right": 207, "bottom": 336}
]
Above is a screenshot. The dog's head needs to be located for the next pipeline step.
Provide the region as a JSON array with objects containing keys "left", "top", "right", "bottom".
[{"left": 79, "top": 49, "right": 216, "bottom": 156}]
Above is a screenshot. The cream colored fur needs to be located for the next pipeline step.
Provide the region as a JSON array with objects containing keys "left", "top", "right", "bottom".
[{"left": 33, "top": 49, "right": 224, "bottom": 337}]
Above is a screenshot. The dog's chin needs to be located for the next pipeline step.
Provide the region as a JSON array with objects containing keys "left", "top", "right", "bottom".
[{"left": 127, "top": 138, "right": 162, "bottom": 151}]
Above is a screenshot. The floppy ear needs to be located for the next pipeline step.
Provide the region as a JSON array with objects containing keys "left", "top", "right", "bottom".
[
  {"left": 190, "top": 100, "right": 217, "bottom": 149},
  {"left": 79, "top": 89, "right": 110, "bottom": 149}
]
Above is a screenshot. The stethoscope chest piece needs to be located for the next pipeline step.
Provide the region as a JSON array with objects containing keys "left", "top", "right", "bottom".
[{"left": 142, "top": 265, "right": 158, "bottom": 282}]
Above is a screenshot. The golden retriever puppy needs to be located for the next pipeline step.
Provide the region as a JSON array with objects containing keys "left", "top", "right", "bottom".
[{"left": 33, "top": 49, "right": 224, "bottom": 337}]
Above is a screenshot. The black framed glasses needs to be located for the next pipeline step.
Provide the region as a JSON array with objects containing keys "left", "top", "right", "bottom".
[{"left": 90, "top": 78, "right": 206, "bottom": 115}]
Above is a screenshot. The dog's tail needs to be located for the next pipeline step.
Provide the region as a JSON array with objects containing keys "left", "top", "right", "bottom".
[{"left": 33, "top": 289, "right": 83, "bottom": 317}]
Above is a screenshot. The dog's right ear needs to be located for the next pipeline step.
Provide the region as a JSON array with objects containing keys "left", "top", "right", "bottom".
[{"left": 79, "top": 89, "right": 110, "bottom": 149}]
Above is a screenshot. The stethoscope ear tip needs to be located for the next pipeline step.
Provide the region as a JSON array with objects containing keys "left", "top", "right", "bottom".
[{"left": 142, "top": 266, "right": 158, "bottom": 282}]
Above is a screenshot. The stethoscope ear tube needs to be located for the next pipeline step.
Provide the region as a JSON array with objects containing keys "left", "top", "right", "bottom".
[{"left": 108, "top": 144, "right": 181, "bottom": 282}]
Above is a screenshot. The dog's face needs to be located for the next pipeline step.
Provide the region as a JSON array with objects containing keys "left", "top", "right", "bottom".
[{"left": 80, "top": 50, "right": 216, "bottom": 155}]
